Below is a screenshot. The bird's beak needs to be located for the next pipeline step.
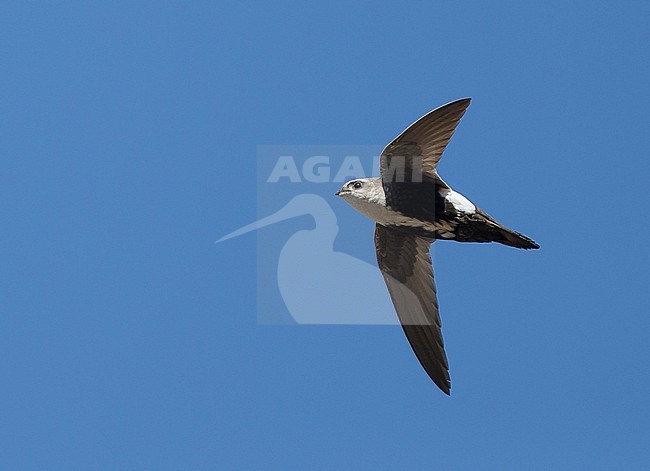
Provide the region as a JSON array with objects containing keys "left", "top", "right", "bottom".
[
  {"left": 216, "top": 201, "right": 305, "bottom": 243},
  {"left": 335, "top": 190, "right": 341, "bottom": 196}
]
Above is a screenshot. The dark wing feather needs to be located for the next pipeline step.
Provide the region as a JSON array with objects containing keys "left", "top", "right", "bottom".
[
  {"left": 380, "top": 98, "right": 471, "bottom": 188},
  {"left": 374, "top": 224, "right": 451, "bottom": 395}
]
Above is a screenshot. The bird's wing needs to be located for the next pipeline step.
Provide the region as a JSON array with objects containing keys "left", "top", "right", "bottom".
[
  {"left": 374, "top": 224, "right": 451, "bottom": 394},
  {"left": 380, "top": 98, "right": 471, "bottom": 186}
]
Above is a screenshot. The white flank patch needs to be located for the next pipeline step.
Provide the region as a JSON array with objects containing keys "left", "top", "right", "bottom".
[{"left": 440, "top": 188, "right": 476, "bottom": 214}]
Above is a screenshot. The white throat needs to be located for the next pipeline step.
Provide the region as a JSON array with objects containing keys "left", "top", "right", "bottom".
[{"left": 342, "top": 185, "right": 388, "bottom": 223}]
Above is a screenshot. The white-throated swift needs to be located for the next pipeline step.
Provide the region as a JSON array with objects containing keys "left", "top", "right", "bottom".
[{"left": 336, "top": 98, "right": 539, "bottom": 395}]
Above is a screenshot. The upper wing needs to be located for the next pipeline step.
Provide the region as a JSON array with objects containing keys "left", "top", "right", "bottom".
[
  {"left": 374, "top": 224, "right": 451, "bottom": 395},
  {"left": 380, "top": 98, "right": 471, "bottom": 186}
]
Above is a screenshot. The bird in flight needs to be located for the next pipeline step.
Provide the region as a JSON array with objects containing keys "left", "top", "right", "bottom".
[{"left": 336, "top": 98, "right": 539, "bottom": 395}]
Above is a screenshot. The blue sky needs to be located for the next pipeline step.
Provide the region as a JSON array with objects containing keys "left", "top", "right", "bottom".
[{"left": 2, "top": 1, "right": 649, "bottom": 469}]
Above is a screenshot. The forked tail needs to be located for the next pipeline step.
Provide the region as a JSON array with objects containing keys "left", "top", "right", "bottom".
[
  {"left": 493, "top": 225, "right": 540, "bottom": 250},
  {"left": 466, "top": 208, "right": 540, "bottom": 250}
]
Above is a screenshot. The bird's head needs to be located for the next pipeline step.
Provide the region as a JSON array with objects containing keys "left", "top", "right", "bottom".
[{"left": 335, "top": 178, "right": 383, "bottom": 202}]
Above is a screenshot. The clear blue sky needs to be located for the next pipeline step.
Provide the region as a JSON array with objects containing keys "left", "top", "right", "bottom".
[{"left": 2, "top": 1, "right": 649, "bottom": 469}]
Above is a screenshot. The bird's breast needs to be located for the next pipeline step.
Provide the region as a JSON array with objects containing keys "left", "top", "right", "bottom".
[{"left": 343, "top": 195, "right": 457, "bottom": 237}]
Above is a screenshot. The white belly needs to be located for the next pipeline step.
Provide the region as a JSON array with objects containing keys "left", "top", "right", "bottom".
[{"left": 343, "top": 195, "right": 456, "bottom": 235}]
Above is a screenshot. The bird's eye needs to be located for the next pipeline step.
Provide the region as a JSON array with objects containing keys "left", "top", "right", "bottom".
[{"left": 353, "top": 181, "right": 363, "bottom": 189}]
